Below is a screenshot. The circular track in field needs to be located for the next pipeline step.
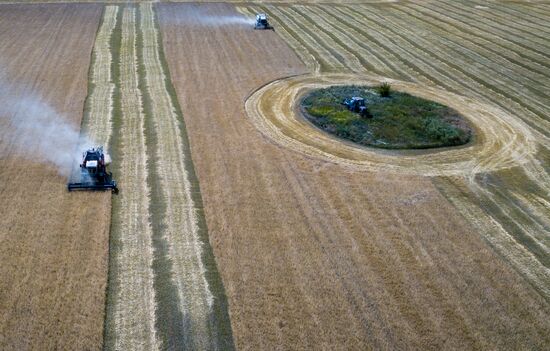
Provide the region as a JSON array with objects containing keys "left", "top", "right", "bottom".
[{"left": 245, "top": 73, "right": 537, "bottom": 176}]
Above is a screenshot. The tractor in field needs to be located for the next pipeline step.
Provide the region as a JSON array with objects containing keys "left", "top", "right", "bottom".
[
  {"left": 343, "top": 97, "right": 371, "bottom": 118},
  {"left": 254, "top": 13, "right": 273, "bottom": 30},
  {"left": 68, "top": 146, "right": 118, "bottom": 193}
]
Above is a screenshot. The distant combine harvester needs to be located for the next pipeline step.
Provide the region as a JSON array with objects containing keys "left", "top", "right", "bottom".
[{"left": 254, "top": 13, "right": 274, "bottom": 30}]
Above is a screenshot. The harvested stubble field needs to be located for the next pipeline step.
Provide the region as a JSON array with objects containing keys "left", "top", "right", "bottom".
[
  {"left": 243, "top": 0, "right": 550, "bottom": 298},
  {"left": 0, "top": 4, "right": 109, "bottom": 350},
  {"left": 1, "top": 1, "right": 550, "bottom": 351},
  {"left": 160, "top": 2, "right": 550, "bottom": 350}
]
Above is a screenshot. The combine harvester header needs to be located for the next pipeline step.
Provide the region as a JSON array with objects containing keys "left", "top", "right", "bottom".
[{"left": 68, "top": 146, "right": 118, "bottom": 193}]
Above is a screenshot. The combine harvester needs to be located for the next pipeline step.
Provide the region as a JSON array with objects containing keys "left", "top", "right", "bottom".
[
  {"left": 254, "top": 13, "right": 273, "bottom": 30},
  {"left": 68, "top": 146, "right": 118, "bottom": 193}
]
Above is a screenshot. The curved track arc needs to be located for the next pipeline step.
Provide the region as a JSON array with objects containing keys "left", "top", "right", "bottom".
[{"left": 245, "top": 73, "right": 537, "bottom": 176}]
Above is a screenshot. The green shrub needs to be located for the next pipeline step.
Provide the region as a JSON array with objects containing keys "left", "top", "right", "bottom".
[{"left": 377, "top": 82, "right": 391, "bottom": 97}]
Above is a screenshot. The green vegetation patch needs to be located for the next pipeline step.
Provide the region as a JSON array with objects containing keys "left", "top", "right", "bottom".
[{"left": 301, "top": 85, "right": 472, "bottom": 149}]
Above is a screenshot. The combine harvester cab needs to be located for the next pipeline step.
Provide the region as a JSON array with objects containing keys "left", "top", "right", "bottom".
[
  {"left": 254, "top": 13, "right": 273, "bottom": 30},
  {"left": 68, "top": 147, "right": 118, "bottom": 193}
]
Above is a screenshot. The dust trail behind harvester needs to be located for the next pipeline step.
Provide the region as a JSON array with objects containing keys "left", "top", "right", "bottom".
[
  {"left": 0, "top": 80, "right": 96, "bottom": 177},
  {"left": 162, "top": 5, "right": 255, "bottom": 27}
]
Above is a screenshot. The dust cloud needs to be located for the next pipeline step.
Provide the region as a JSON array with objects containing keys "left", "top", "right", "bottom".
[
  {"left": 163, "top": 6, "right": 255, "bottom": 27},
  {"left": 0, "top": 80, "right": 95, "bottom": 176}
]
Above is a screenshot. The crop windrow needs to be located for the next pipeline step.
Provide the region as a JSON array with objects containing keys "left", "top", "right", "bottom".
[
  {"left": 137, "top": 3, "right": 234, "bottom": 350},
  {"left": 82, "top": 5, "right": 118, "bottom": 150},
  {"left": 88, "top": 3, "right": 234, "bottom": 350},
  {"left": 104, "top": 6, "right": 160, "bottom": 351}
]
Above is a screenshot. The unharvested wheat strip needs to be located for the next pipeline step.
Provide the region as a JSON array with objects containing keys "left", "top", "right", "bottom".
[
  {"left": 531, "top": 194, "right": 550, "bottom": 215},
  {"left": 388, "top": 12, "right": 550, "bottom": 144},
  {"left": 263, "top": 5, "right": 342, "bottom": 72},
  {"left": 86, "top": 6, "right": 117, "bottom": 149},
  {"left": 473, "top": 182, "right": 550, "bottom": 262},
  {"left": 465, "top": 2, "right": 550, "bottom": 37},
  {"left": 518, "top": 157, "right": 550, "bottom": 199},
  {"left": 408, "top": 4, "right": 550, "bottom": 68},
  {"left": 109, "top": 7, "right": 159, "bottom": 351},
  {"left": 365, "top": 7, "right": 550, "bottom": 119},
  {"left": 504, "top": 3, "right": 550, "bottom": 18},
  {"left": 416, "top": 3, "right": 550, "bottom": 60},
  {"left": 525, "top": 4, "right": 550, "bottom": 17},
  {"left": 140, "top": 4, "right": 214, "bottom": 349},
  {"left": 257, "top": 4, "right": 328, "bottom": 72},
  {"left": 266, "top": 6, "right": 345, "bottom": 72},
  {"left": 282, "top": 6, "right": 365, "bottom": 73},
  {"left": 248, "top": 5, "right": 319, "bottom": 73},
  {"left": 295, "top": 5, "right": 390, "bottom": 75},
  {"left": 234, "top": 5, "right": 252, "bottom": 17},
  {"left": 389, "top": 6, "right": 550, "bottom": 87},
  {"left": 441, "top": 1, "right": 550, "bottom": 48},
  {"left": 439, "top": 179, "right": 550, "bottom": 300}
]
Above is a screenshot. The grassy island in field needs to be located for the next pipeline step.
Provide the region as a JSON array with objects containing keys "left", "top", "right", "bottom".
[{"left": 301, "top": 85, "right": 472, "bottom": 149}]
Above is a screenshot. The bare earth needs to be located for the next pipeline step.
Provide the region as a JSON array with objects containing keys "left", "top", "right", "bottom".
[
  {"left": 158, "top": 3, "right": 550, "bottom": 350},
  {"left": 0, "top": 4, "right": 109, "bottom": 350}
]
